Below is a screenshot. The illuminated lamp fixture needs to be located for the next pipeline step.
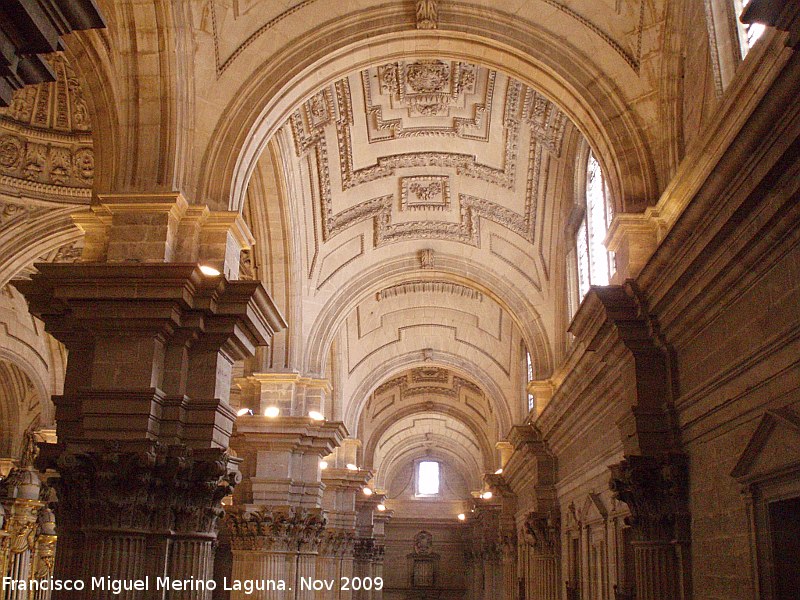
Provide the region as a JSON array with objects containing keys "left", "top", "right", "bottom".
[
  {"left": 494, "top": 468, "right": 503, "bottom": 474},
  {"left": 377, "top": 504, "right": 386, "bottom": 512},
  {"left": 346, "top": 464, "right": 358, "bottom": 471},
  {"left": 457, "top": 513, "right": 466, "bottom": 521},
  {"left": 363, "top": 488, "right": 373, "bottom": 496},
  {"left": 319, "top": 461, "right": 329, "bottom": 470},
  {"left": 308, "top": 411, "right": 325, "bottom": 421},
  {"left": 264, "top": 406, "right": 280, "bottom": 418},
  {"left": 199, "top": 265, "right": 221, "bottom": 276},
  {"left": 481, "top": 491, "right": 493, "bottom": 500},
  {"left": 236, "top": 408, "right": 253, "bottom": 417}
]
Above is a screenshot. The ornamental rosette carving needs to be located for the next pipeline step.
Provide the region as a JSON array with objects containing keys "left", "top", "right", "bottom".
[
  {"left": 524, "top": 511, "right": 560, "bottom": 555},
  {"left": 609, "top": 454, "right": 689, "bottom": 542},
  {"left": 224, "top": 506, "right": 327, "bottom": 552},
  {"left": 44, "top": 443, "right": 238, "bottom": 535}
]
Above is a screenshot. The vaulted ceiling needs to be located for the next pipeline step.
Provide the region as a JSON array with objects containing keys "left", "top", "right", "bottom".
[{"left": 243, "top": 59, "right": 590, "bottom": 488}]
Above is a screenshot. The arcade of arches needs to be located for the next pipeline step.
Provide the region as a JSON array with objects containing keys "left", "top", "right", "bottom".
[{"left": 0, "top": 1, "right": 798, "bottom": 599}]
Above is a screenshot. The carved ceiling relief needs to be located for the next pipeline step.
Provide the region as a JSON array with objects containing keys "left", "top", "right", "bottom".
[
  {"left": 285, "top": 62, "right": 572, "bottom": 290},
  {"left": 0, "top": 54, "right": 93, "bottom": 199}
]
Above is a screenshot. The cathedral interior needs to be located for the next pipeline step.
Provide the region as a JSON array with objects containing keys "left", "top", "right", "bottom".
[{"left": 0, "top": 0, "right": 798, "bottom": 599}]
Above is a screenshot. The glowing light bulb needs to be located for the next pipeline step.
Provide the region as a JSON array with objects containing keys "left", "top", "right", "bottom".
[
  {"left": 319, "top": 461, "right": 328, "bottom": 470},
  {"left": 199, "top": 265, "right": 221, "bottom": 276},
  {"left": 494, "top": 468, "right": 503, "bottom": 475},
  {"left": 236, "top": 408, "right": 253, "bottom": 417},
  {"left": 346, "top": 463, "right": 358, "bottom": 471},
  {"left": 308, "top": 411, "right": 325, "bottom": 421},
  {"left": 457, "top": 513, "right": 466, "bottom": 521},
  {"left": 363, "top": 488, "right": 373, "bottom": 496},
  {"left": 377, "top": 504, "right": 386, "bottom": 512},
  {"left": 264, "top": 406, "right": 280, "bottom": 418},
  {"left": 481, "top": 491, "right": 493, "bottom": 500}
]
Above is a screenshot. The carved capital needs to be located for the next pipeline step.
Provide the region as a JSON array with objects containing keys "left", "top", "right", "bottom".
[
  {"left": 224, "top": 506, "right": 326, "bottom": 552},
  {"left": 609, "top": 454, "right": 688, "bottom": 542},
  {"left": 46, "top": 443, "right": 238, "bottom": 535},
  {"left": 524, "top": 511, "right": 560, "bottom": 555}
]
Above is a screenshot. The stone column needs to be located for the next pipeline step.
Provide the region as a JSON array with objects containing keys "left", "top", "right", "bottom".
[
  {"left": 225, "top": 506, "right": 325, "bottom": 600},
  {"left": 317, "top": 463, "right": 371, "bottom": 600},
  {"left": 523, "top": 512, "right": 561, "bottom": 600},
  {"left": 226, "top": 417, "right": 346, "bottom": 600},
  {"left": 609, "top": 454, "right": 689, "bottom": 600},
  {"left": 0, "top": 469, "right": 44, "bottom": 600},
  {"left": 14, "top": 205, "right": 285, "bottom": 599}
]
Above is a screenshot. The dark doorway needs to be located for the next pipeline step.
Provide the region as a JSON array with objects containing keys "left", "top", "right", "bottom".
[{"left": 768, "top": 496, "right": 800, "bottom": 600}]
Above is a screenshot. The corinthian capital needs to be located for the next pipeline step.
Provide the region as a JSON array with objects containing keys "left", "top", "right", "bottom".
[{"left": 609, "top": 454, "right": 688, "bottom": 542}]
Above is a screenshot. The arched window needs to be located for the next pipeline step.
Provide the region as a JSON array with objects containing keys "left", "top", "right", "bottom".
[
  {"left": 575, "top": 152, "right": 614, "bottom": 301},
  {"left": 416, "top": 460, "right": 440, "bottom": 496}
]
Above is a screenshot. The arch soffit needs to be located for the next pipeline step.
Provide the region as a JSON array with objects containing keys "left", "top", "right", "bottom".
[
  {"left": 376, "top": 434, "right": 484, "bottom": 492},
  {"left": 198, "top": 5, "right": 657, "bottom": 216},
  {"left": 362, "top": 399, "right": 497, "bottom": 472},
  {"left": 307, "top": 253, "right": 553, "bottom": 381},
  {"left": 343, "top": 351, "right": 514, "bottom": 442}
]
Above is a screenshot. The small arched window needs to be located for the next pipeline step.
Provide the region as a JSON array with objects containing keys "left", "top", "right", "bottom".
[{"left": 575, "top": 152, "right": 614, "bottom": 301}]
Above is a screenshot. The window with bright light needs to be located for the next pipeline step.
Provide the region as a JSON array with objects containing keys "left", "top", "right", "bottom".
[
  {"left": 736, "top": 0, "right": 766, "bottom": 55},
  {"left": 575, "top": 152, "right": 614, "bottom": 301},
  {"left": 417, "top": 461, "right": 440, "bottom": 496},
  {"left": 526, "top": 350, "right": 535, "bottom": 412}
]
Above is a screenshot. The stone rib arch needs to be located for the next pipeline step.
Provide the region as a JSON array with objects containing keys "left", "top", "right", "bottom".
[
  {"left": 375, "top": 431, "right": 484, "bottom": 493},
  {"left": 198, "top": 5, "right": 657, "bottom": 216},
  {"left": 306, "top": 253, "right": 553, "bottom": 383},
  {"left": 342, "top": 351, "right": 514, "bottom": 441},
  {"left": 361, "top": 400, "right": 496, "bottom": 476}
]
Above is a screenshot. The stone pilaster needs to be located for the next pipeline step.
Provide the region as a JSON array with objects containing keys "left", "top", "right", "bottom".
[
  {"left": 523, "top": 512, "right": 560, "bottom": 600},
  {"left": 609, "top": 454, "right": 689, "bottom": 600}
]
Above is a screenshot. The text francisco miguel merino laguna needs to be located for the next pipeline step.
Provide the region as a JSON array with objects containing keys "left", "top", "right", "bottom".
[{"left": 3, "top": 576, "right": 385, "bottom": 594}]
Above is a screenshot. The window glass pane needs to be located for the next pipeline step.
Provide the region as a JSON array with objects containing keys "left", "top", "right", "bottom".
[
  {"left": 418, "top": 461, "right": 440, "bottom": 495},
  {"left": 576, "top": 218, "right": 590, "bottom": 300},
  {"left": 586, "top": 154, "right": 610, "bottom": 286},
  {"left": 526, "top": 351, "right": 533, "bottom": 382}
]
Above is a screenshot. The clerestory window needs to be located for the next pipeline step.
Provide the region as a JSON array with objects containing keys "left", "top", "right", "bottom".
[
  {"left": 416, "top": 460, "right": 440, "bottom": 496},
  {"left": 575, "top": 152, "right": 614, "bottom": 301}
]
